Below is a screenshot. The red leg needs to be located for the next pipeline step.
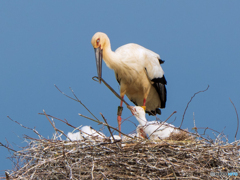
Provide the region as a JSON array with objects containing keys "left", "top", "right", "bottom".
[
  {"left": 143, "top": 98, "right": 146, "bottom": 106},
  {"left": 142, "top": 98, "right": 146, "bottom": 110},
  {"left": 117, "top": 113, "right": 122, "bottom": 136},
  {"left": 120, "top": 97, "right": 123, "bottom": 107},
  {"left": 117, "top": 96, "right": 124, "bottom": 136}
]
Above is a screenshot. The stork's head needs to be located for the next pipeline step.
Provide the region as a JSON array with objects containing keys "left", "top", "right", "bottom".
[
  {"left": 132, "top": 106, "right": 146, "bottom": 117},
  {"left": 131, "top": 106, "right": 147, "bottom": 126},
  {"left": 91, "top": 32, "right": 109, "bottom": 83}
]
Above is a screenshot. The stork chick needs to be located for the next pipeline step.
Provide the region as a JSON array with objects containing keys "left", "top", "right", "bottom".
[
  {"left": 81, "top": 126, "right": 106, "bottom": 141},
  {"left": 132, "top": 106, "right": 178, "bottom": 140},
  {"left": 67, "top": 131, "right": 83, "bottom": 141}
]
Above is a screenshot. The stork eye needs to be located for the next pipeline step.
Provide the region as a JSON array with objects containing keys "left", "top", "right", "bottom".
[{"left": 96, "top": 38, "right": 100, "bottom": 46}]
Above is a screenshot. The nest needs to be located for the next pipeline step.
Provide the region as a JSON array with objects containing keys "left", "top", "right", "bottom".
[
  {"left": 4, "top": 130, "right": 240, "bottom": 180},
  {"left": 3, "top": 84, "right": 240, "bottom": 179}
]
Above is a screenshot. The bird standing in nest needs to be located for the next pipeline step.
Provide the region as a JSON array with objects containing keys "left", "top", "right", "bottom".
[{"left": 91, "top": 32, "right": 167, "bottom": 134}]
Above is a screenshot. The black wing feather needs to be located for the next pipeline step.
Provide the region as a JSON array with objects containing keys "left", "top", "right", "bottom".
[
  {"left": 158, "top": 58, "right": 165, "bottom": 64},
  {"left": 115, "top": 73, "right": 120, "bottom": 85},
  {"left": 151, "top": 75, "right": 167, "bottom": 108}
]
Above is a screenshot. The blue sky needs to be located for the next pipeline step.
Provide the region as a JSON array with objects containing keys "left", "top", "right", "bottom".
[{"left": 0, "top": 1, "right": 240, "bottom": 173}]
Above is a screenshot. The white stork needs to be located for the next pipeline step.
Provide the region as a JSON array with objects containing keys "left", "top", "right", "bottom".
[
  {"left": 91, "top": 32, "right": 167, "bottom": 134},
  {"left": 132, "top": 106, "right": 178, "bottom": 140}
]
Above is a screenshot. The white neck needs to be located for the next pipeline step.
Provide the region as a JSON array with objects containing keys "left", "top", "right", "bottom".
[
  {"left": 102, "top": 39, "right": 120, "bottom": 70},
  {"left": 136, "top": 116, "right": 148, "bottom": 126}
]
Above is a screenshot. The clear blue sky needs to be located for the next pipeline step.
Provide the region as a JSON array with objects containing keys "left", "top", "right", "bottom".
[{"left": 1, "top": 1, "right": 240, "bottom": 173}]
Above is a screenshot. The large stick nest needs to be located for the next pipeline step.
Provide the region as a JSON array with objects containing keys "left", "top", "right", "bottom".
[
  {"left": 3, "top": 84, "right": 240, "bottom": 179},
  {"left": 5, "top": 132, "right": 240, "bottom": 179}
]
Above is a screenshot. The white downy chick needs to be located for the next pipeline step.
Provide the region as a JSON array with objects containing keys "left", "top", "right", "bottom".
[
  {"left": 132, "top": 106, "right": 178, "bottom": 140},
  {"left": 81, "top": 126, "right": 106, "bottom": 141},
  {"left": 122, "top": 128, "right": 147, "bottom": 141},
  {"left": 67, "top": 131, "right": 83, "bottom": 141}
]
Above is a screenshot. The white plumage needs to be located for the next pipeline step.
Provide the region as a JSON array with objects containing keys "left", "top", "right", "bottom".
[
  {"left": 121, "top": 127, "right": 148, "bottom": 141},
  {"left": 121, "top": 133, "right": 138, "bottom": 141},
  {"left": 110, "top": 135, "right": 122, "bottom": 143},
  {"left": 67, "top": 131, "right": 83, "bottom": 141},
  {"left": 91, "top": 32, "right": 167, "bottom": 133},
  {"left": 81, "top": 126, "right": 106, "bottom": 141},
  {"left": 67, "top": 126, "right": 106, "bottom": 141},
  {"left": 132, "top": 106, "right": 178, "bottom": 140}
]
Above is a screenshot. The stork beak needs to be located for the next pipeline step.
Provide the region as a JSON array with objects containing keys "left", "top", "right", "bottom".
[
  {"left": 94, "top": 47, "right": 103, "bottom": 83},
  {"left": 128, "top": 106, "right": 136, "bottom": 115}
]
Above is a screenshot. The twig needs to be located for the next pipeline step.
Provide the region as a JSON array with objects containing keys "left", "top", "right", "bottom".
[
  {"left": 43, "top": 110, "right": 70, "bottom": 141},
  {"left": 65, "top": 160, "right": 73, "bottom": 179},
  {"left": 54, "top": 85, "right": 100, "bottom": 122},
  {"left": 198, "top": 127, "right": 221, "bottom": 136},
  {"left": 229, "top": 98, "right": 239, "bottom": 141},
  {"left": 5, "top": 172, "right": 10, "bottom": 180},
  {"left": 7, "top": 116, "right": 43, "bottom": 139},
  {"left": 69, "top": 87, "right": 100, "bottom": 122},
  {"left": 39, "top": 111, "right": 132, "bottom": 140},
  {"left": 192, "top": 112, "right": 199, "bottom": 135},
  {"left": 161, "top": 151, "right": 178, "bottom": 180},
  {"left": 43, "top": 110, "right": 59, "bottom": 135},
  {"left": 172, "top": 127, "right": 213, "bottom": 143},
  {"left": 91, "top": 159, "right": 95, "bottom": 180},
  {"left": 148, "top": 111, "right": 177, "bottom": 138},
  {"left": 38, "top": 112, "right": 94, "bottom": 139},
  {"left": 100, "top": 172, "right": 108, "bottom": 179},
  {"left": 92, "top": 76, "right": 131, "bottom": 110},
  {"left": 100, "top": 113, "right": 114, "bottom": 141},
  {"left": 168, "top": 116, "right": 177, "bottom": 125},
  {"left": 0, "top": 142, "right": 16, "bottom": 152},
  {"left": 121, "top": 115, "right": 139, "bottom": 127},
  {"left": 78, "top": 113, "right": 133, "bottom": 139},
  {"left": 38, "top": 113, "right": 79, "bottom": 130},
  {"left": 179, "top": 85, "right": 209, "bottom": 128}
]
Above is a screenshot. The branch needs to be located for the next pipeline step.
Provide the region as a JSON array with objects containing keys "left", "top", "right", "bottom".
[
  {"left": 229, "top": 98, "right": 239, "bottom": 141},
  {"left": 0, "top": 142, "right": 17, "bottom": 152},
  {"left": 179, "top": 85, "right": 210, "bottom": 128},
  {"left": 92, "top": 76, "right": 131, "bottom": 109},
  {"left": 100, "top": 113, "right": 115, "bottom": 141},
  {"left": 38, "top": 112, "right": 84, "bottom": 140},
  {"left": 54, "top": 85, "right": 100, "bottom": 122},
  {"left": 78, "top": 113, "right": 133, "bottom": 139},
  {"left": 43, "top": 110, "right": 70, "bottom": 141},
  {"left": 196, "top": 127, "right": 221, "bottom": 135},
  {"left": 69, "top": 87, "right": 100, "bottom": 122},
  {"left": 7, "top": 116, "right": 43, "bottom": 139},
  {"left": 39, "top": 111, "right": 134, "bottom": 140},
  {"left": 148, "top": 111, "right": 177, "bottom": 138}
]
